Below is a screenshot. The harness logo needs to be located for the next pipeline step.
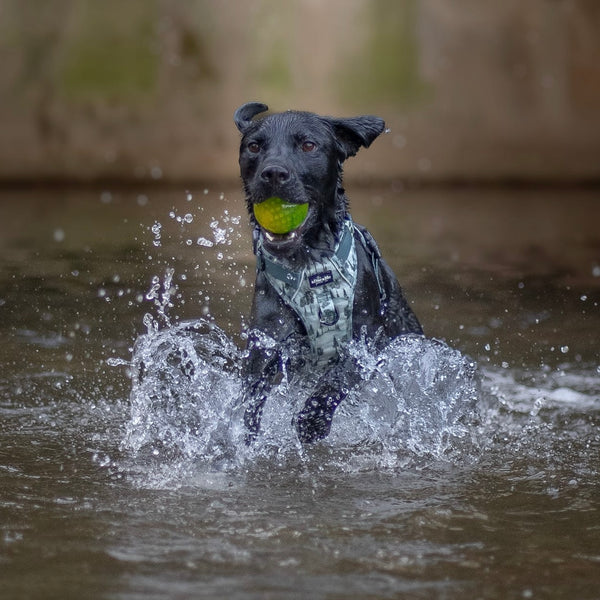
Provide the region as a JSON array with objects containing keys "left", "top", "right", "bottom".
[{"left": 309, "top": 270, "right": 334, "bottom": 288}]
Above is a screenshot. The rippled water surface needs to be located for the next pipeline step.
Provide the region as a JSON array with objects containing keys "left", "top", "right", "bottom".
[{"left": 1, "top": 185, "right": 599, "bottom": 599}]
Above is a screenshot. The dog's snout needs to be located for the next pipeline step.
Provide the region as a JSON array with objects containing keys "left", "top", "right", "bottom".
[{"left": 260, "top": 165, "right": 291, "bottom": 185}]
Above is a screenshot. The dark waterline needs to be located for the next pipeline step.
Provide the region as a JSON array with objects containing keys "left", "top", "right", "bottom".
[{"left": 1, "top": 185, "right": 599, "bottom": 599}]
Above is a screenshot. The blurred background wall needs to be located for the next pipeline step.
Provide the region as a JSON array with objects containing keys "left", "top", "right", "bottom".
[{"left": 1, "top": 0, "right": 599, "bottom": 184}]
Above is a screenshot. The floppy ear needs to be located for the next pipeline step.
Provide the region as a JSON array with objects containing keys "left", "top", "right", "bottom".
[
  {"left": 329, "top": 115, "right": 386, "bottom": 159},
  {"left": 234, "top": 102, "right": 269, "bottom": 134}
]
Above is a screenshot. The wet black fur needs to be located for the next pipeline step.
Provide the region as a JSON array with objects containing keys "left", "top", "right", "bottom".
[{"left": 235, "top": 102, "right": 423, "bottom": 443}]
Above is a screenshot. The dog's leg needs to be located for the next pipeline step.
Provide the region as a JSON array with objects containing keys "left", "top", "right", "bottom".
[
  {"left": 241, "top": 342, "right": 281, "bottom": 444},
  {"left": 242, "top": 381, "right": 270, "bottom": 443},
  {"left": 294, "top": 360, "right": 362, "bottom": 443},
  {"left": 295, "top": 386, "right": 345, "bottom": 443}
]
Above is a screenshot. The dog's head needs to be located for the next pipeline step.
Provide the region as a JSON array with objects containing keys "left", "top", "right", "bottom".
[{"left": 234, "top": 102, "right": 385, "bottom": 258}]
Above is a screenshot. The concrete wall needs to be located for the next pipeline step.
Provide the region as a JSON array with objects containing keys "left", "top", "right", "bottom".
[{"left": 1, "top": 0, "right": 599, "bottom": 184}]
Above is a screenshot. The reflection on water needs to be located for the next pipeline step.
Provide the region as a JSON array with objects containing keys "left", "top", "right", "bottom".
[{"left": 0, "top": 186, "right": 599, "bottom": 599}]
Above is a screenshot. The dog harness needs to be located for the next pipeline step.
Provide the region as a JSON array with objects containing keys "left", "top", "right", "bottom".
[{"left": 254, "top": 218, "right": 386, "bottom": 367}]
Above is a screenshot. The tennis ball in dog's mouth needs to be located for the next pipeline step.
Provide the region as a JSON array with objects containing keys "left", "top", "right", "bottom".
[{"left": 253, "top": 197, "right": 309, "bottom": 235}]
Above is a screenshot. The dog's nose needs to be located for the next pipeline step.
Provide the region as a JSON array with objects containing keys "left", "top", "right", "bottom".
[{"left": 260, "top": 165, "right": 290, "bottom": 185}]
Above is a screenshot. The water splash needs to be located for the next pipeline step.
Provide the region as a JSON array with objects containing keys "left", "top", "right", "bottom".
[
  {"left": 122, "top": 319, "right": 243, "bottom": 464},
  {"left": 121, "top": 320, "right": 482, "bottom": 476},
  {"left": 151, "top": 221, "right": 162, "bottom": 247},
  {"left": 333, "top": 336, "right": 480, "bottom": 463},
  {"left": 144, "top": 267, "right": 177, "bottom": 330},
  {"left": 118, "top": 308, "right": 599, "bottom": 490}
]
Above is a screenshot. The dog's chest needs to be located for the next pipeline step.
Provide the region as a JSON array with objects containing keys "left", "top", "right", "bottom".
[{"left": 257, "top": 222, "right": 358, "bottom": 366}]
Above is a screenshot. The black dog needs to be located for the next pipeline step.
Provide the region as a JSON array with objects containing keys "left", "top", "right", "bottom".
[{"left": 234, "top": 102, "right": 423, "bottom": 443}]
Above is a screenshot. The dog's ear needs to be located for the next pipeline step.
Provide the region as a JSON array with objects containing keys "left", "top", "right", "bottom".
[
  {"left": 234, "top": 102, "right": 269, "bottom": 134},
  {"left": 329, "top": 115, "right": 386, "bottom": 159}
]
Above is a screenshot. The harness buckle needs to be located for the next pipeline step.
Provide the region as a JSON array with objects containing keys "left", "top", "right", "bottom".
[{"left": 318, "top": 305, "right": 339, "bottom": 327}]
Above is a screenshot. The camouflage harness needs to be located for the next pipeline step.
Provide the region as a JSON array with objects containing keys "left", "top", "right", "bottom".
[{"left": 254, "top": 218, "right": 385, "bottom": 367}]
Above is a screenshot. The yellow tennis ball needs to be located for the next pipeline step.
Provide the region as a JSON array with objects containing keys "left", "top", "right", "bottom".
[{"left": 253, "top": 197, "right": 309, "bottom": 234}]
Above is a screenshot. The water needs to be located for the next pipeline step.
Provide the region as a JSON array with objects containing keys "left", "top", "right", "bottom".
[{"left": 1, "top": 185, "right": 599, "bottom": 599}]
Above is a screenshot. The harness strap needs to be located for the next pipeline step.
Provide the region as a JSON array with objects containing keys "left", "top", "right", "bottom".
[
  {"left": 353, "top": 225, "right": 387, "bottom": 306},
  {"left": 258, "top": 222, "right": 354, "bottom": 294}
]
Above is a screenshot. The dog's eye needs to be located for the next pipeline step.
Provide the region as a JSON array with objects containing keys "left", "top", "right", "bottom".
[
  {"left": 247, "top": 142, "right": 261, "bottom": 154},
  {"left": 301, "top": 141, "right": 317, "bottom": 152}
]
